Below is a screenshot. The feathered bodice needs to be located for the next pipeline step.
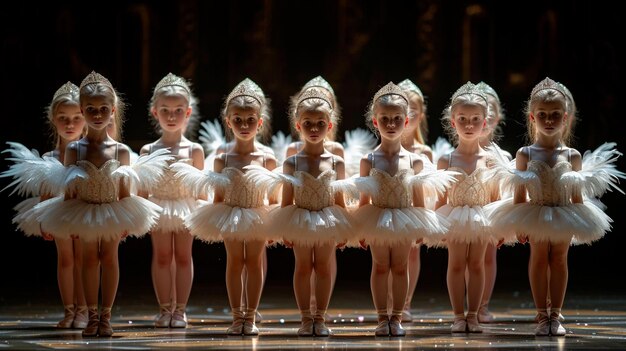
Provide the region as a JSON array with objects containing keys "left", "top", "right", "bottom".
[
  {"left": 447, "top": 167, "right": 490, "bottom": 207},
  {"left": 369, "top": 168, "right": 413, "bottom": 208},
  {"left": 222, "top": 167, "right": 265, "bottom": 208},
  {"left": 294, "top": 170, "right": 335, "bottom": 211},
  {"left": 73, "top": 160, "right": 120, "bottom": 204},
  {"left": 152, "top": 159, "right": 194, "bottom": 199},
  {"left": 527, "top": 161, "right": 571, "bottom": 206}
]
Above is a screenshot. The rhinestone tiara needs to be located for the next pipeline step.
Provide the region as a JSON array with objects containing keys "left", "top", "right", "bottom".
[
  {"left": 53, "top": 81, "right": 79, "bottom": 100},
  {"left": 451, "top": 81, "right": 488, "bottom": 105},
  {"left": 154, "top": 72, "right": 191, "bottom": 95},
  {"left": 296, "top": 87, "right": 333, "bottom": 109},
  {"left": 79, "top": 71, "right": 114, "bottom": 91},
  {"left": 530, "top": 77, "right": 566, "bottom": 98},
  {"left": 226, "top": 78, "right": 264, "bottom": 106},
  {"left": 373, "top": 82, "right": 408, "bottom": 104},
  {"left": 302, "top": 75, "right": 334, "bottom": 95},
  {"left": 476, "top": 81, "right": 500, "bottom": 103},
  {"left": 398, "top": 79, "right": 424, "bottom": 100}
]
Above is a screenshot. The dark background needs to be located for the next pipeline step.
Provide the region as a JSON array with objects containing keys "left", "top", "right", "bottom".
[{"left": 1, "top": 1, "right": 624, "bottom": 306}]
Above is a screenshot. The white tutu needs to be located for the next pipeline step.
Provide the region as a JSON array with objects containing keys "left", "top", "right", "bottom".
[
  {"left": 271, "top": 204, "right": 353, "bottom": 247},
  {"left": 36, "top": 195, "right": 162, "bottom": 242},
  {"left": 488, "top": 199, "right": 611, "bottom": 245},
  {"left": 13, "top": 197, "right": 43, "bottom": 237},
  {"left": 436, "top": 204, "right": 494, "bottom": 244},
  {"left": 148, "top": 196, "right": 203, "bottom": 233},
  {"left": 354, "top": 205, "right": 448, "bottom": 246},
  {"left": 186, "top": 203, "right": 275, "bottom": 243}
]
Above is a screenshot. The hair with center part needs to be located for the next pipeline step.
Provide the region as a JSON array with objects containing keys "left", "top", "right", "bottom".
[
  {"left": 148, "top": 83, "right": 200, "bottom": 139},
  {"left": 80, "top": 82, "right": 126, "bottom": 141},
  {"left": 220, "top": 95, "right": 272, "bottom": 144},
  {"left": 524, "top": 88, "right": 569, "bottom": 145},
  {"left": 289, "top": 87, "right": 341, "bottom": 141},
  {"left": 441, "top": 93, "right": 489, "bottom": 145},
  {"left": 406, "top": 90, "right": 429, "bottom": 144},
  {"left": 46, "top": 85, "right": 82, "bottom": 149},
  {"left": 293, "top": 96, "right": 335, "bottom": 129},
  {"left": 365, "top": 94, "right": 409, "bottom": 137}
]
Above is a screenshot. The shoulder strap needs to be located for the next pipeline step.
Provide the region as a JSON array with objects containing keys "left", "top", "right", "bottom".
[
  {"left": 526, "top": 146, "right": 532, "bottom": 161},
  {"left": 263, "top": 152, "right": 267, "bottom": 167},
  {"left": 448, "top": 152, "right": 452, "bottom": 168},
  {"left": 568, "top": 148, "right": 571, "bottom": 162},
  {"left": 224, "top": 153, "right": 228, "bottom": 167},
  {"left": 332, "top": 155, "right": 336, "bottom": 170},
  {"left": 115, "top": 143, "right": 119, "bottom": 161},
  {"left": 370, "top": 152, "right": 375, "bottom": 168}
]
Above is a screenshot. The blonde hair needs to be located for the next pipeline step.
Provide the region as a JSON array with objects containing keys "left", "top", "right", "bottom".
[
  {"left": 292, "top": 97, "right": 335, "bottom": 131},
  {"left": 79, "top": 82, "right": 125, "bottom": 141},
  {"left": 524, "top": 88, "right": 570, "bottom": 145},
  {"left": 45, "top": 85, "right": 82, "bottom": 149},
  {"left": 220, "top": 95, "right": 272, "bottom": 143},
  {"left": 148, "top": 83, "right": 201, "bottom": 139},
  {"left": 441, "top": 93, "right": 489, "bottom": 145},
  {"left": 406, "top": 90, "right": 428, "bottom": 144},
  {"left": 289, "top": 86, "right": 341, "bottom": 141},
  {"left": 365, "top": 94, "right": 409, "bottom": 137}
]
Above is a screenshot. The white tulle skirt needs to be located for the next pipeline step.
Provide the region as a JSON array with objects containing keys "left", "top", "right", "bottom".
[
  {"left": 35, "top": 195, "right": 162, "bottom": 242},
  {"left": 13, "top": 197, "right": 43, "bottom": 237},
  {"left": 488, "top": 199, "right": 611, "bottom": 245},
  {"left": 353, "top": 205, "right": 448, "bottom": 246},
  {"left": 186, "top": 203, "right": 275, "bottom": 243},
  {"left": 270, "top": 205, "right": 353, "bottom": 247},
  {"left": 148, "top": 196, "right": 204, "bottom": 233},
  {"left": 435, "top": 204, "right": 494, "bottom": 245}
]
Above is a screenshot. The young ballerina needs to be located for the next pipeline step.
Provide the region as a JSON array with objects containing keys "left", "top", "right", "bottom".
[
  {"left": 393, "top": 78, "right": 434, "bottom": 323},
  {"left": 489, "top": 77, "right": 622, "bottom": 336},
  {"left": 249, "top": 87, "right": 354, "bottom": 337},
  {"left": 354, "top": 82, "right": 453, "bottom": 336},
  {"left": 139, "top": 73, "right": 205, "bottom": 328},
  {"left": 35, "top": 71, "right": 167, "bottom": 337},
  {"left": 1, "top": 82, "right": 88, "bottom": 329},
  {"left": 435, "top": 82, "right": 501, "bottom": 334},
  {"left": 180, "top": 78, "right": 277, "bottom": 335}
]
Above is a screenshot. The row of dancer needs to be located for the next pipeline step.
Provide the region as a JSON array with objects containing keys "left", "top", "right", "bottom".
[{"left": 2, "top": 72, "right": 622, "bottom": 339}]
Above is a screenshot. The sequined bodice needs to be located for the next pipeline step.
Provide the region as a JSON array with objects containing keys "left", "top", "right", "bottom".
[
  {"left": 527, "top": 161, "right": 571, "bottom": 206},
  {"left": 223, "top": 167, "right": 265, "bottom": 208},
  {"left": 369, "top": 168, "right": 413, "bottom": 208},
  {"left": 447, "top": 167, "right": 490, "bottom": 206},
  {"left": 74, "top": 160, "right": 119, "bottom": 204},
  {"left": 152, "top": 159, "right": 194, "bottom": 199},
  {"left": 293, "top": 170, "right": 335, "bottom": 211}
]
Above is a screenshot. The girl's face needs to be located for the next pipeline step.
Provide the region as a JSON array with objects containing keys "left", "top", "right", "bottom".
[
  {"left": 227, "top": 106, "right": 262, "bottom": 141},
  {"left": 152, "top": 95, "right": 191, "bottom": 133},
  {"left": 530, "top": 101, "right": 566, "bottom": 138},
  {"left": 373, "top": 105, "right": 408, "bottom": 139},
  {"left": 404, "top": 96, "right": 423, "bottom": 136},
  {"left": 297, "top": 110, "right": 331, "bottom": 144},
  {"left": 53, "top": 102, "right": 85, "bottom": 142},
  {"left": 81, "top": 95, "right": 115, "bottom": 131},
  {"left": 480, "top": 99, "right": 500, "bottom": 139},
  {"left": 451, "top": 104, "right": 486, "bottom": 141}
]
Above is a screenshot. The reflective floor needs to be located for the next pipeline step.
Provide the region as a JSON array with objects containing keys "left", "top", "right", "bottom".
[{"left": 2, "top": 286, "right": 626, "bottom": 350}]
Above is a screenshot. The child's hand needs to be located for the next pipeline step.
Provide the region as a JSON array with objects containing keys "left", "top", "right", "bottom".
[
  {"left": 358, "top": 239, "right": 368, "bottom": 250},
  {"left": 283, "top": 239, "right": 294, "bottom": 248},
  {"left": 516, "top": 233, "right": 528, "bottom": 244},
  {"left": 42, "top": 232, "right": 54, "bottom": 241}
]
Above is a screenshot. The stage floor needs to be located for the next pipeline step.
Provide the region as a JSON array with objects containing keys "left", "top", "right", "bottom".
[{"left": 1, "top": 285, "right": 626, "bottom": 350}]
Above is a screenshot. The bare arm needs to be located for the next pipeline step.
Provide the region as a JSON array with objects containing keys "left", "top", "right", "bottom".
[{"left": 434, "top": 155, "right": 450, "bottom": 210}]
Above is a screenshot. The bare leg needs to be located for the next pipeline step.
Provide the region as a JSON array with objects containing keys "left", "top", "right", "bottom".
[
  {"left": 170, "top": 230, "right": 194, "bottom": 327},
  {"left": 447, "top": 242, "right": 468, "bottom": 317},
  {"left": 151, "top": 231, "right": 174, "bottom": 307},
  {"left": 403, "top": 244, "right": 421, "bottom": 321},
  {"left": 224, "top": 239, "right": 245, "bottom": 334},
  {"left": 479, "top": 243, "right": 497, "bottom": 322},
  {"left": 465, "top": 241, "right": 488, "bottom": 332},
  {"left": 293, "top": 245, "right": 314, "bottom": 335},
  {"left": 55, "top": 238, "right": 75, "bottom": 328},
  {"left": 72, "top": 238, "right": 87, "bottom": 328}
]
